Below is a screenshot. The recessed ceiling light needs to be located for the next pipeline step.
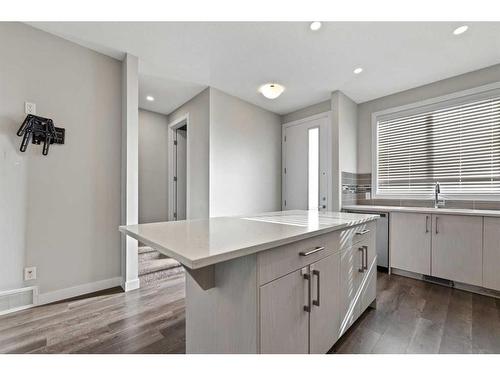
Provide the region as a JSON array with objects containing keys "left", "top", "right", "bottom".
[
  {"left": 453, "top": 25, "right": 468, "bottom": 35},
  {"left": 146, "top": 95, "right": 155, "bottom": 101},
  {"left": 353, "top": 67, "right": 363, "bottom": 74},
  {"left": 258, "top": 83, "right": 285, "bottom": 99},
  {"left": 310, "top": 21, "right": 322, "bottom": 31}
]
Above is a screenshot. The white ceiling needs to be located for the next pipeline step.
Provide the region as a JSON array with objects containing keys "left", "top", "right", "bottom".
[{"left": 29, "top": 22, "right": 500, "bottom": 115}]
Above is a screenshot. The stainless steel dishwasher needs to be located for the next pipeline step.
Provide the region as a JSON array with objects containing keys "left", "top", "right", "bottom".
[{"left": 344, "top": 210, "right": 389, "bottom": 270}]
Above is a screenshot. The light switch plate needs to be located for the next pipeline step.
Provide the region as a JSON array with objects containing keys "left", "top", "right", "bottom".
[
  {"left": 25, "top": 102, "right": 36, "bottom": 115},
  {"left": 24, "top": 267, "right": 37, "bottom": 281},
  {"left": 365, "top": 192, "right": 371, "bottom": 200}
]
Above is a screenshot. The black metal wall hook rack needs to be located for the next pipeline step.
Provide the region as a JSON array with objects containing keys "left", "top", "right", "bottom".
[{"left": 17, "top": 114, "right": 65, "bottom": 156}]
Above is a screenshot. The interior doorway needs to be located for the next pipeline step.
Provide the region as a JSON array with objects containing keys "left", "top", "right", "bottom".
[
  {"left": 168, "top": 115, "right": 189, "bottom": 221},
  {"left": 282, "top": 112, "right": 332, "bottom": 212}
]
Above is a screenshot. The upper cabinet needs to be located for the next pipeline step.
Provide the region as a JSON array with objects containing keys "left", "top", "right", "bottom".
[
  {"left": 483, "top": 217, "right": 500, "bottom": 291},
  {"left": 431, "top": 215, "right": 483, "bottom": 286},
  {"left": 390, "top": 212, "right": 431, "bottom": 275}
]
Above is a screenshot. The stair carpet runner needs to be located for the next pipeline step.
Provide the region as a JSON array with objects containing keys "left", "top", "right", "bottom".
[{"left": 138, "top": 246, "right": 184, "bottom": 285}]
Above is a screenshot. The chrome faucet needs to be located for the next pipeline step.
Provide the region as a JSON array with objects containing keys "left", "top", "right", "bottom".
[{"left": 434, "top": 182, "right": 444, "bottom": 208}]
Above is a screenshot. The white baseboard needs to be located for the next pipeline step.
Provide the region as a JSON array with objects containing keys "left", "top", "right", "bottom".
[
  {"left": 37, "top": 277, "right": 123, "bottom": 305},
  {"left": 122, "top": 278, "right": 140, "bottom": 292}
]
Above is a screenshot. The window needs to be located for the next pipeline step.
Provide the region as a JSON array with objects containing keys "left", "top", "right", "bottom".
[
  {"left": 374, "top": 88, "right": 500, "bottom": 199},
  {"left": 308, "top": 127, "right": 319, "bottom": 210}
]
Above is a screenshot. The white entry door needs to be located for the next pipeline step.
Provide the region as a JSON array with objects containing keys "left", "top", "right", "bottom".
[{"left": 283, "top": 114, "right": 331, "bottom": 211}]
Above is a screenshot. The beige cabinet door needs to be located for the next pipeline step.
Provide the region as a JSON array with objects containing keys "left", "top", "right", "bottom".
[
  {"left": 431, "top": 214, "right": 483, "bottom": 286},
  {"left": 259, "top": 268, "right": 309, "bottom": 353},
  {"left": 482, "top": 217, "right": 500, "bottom": 291},
  {"left": 390, "top": 212, "right": 431, "bottom": 275},
  {"left": 309, "top": 253, "right": 340, "bottom": 354},
  {"left": 338, "top": 243, "right": 364, "bottom": 338}
]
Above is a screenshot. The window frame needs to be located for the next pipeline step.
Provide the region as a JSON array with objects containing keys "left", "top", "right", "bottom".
[{"left": 372, "top": 81, "right": 500, "bottom": 201}]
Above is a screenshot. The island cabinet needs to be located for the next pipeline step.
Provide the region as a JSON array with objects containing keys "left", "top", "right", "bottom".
[
  {"left": 258, "top": 221, "right": 376, "bottom": 354},
  {"left": 120, "top": 210, "right": 379, "bottom": 354}
]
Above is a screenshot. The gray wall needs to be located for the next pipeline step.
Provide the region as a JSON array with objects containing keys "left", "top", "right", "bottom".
[
  {"left": 209, "top": 88, "right": 282, "bottom": 217},
  {"left": 0, "top": 23, "right": 122, "bottom": 294},
  {"left": 139, "top": 109, "right": 169, "bottom": 223},
  {"left": 281, "top": 100, "right": 331, "bottom": 124},
  {"left": 168, "top": 88, "right": 210, "bottom": 219},
  {"left": 358, "top": 63, "right": 500, "bottom": 173},
  {"left": 336, "top": 92, "right": 358, "bottom": 174}
]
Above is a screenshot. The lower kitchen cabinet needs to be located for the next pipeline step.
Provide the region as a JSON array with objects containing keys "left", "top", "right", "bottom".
[
  {"left": 338, "top": 238, "right": 376, "bottom": 338},
  {"left": 483, "top": 217, "right": 500, "bottom": 290},
  {"left": 431, "top": 214, "right": 482, "bottom": 286},
  {"left": 260, "top": 267, "right": 309, "bottom": 354},
  {"left": 309, "top": 253, "right": 341, "bottom": 354},
  {"left": 338, "top": 243, "right": 364, "bottom": 337},
  {"left": 390, "top": 212, "right": 492, "bottom": 290},
  {"left": 259, "top": 222, "right": 377, "bottom": 353},
  {"left": 259, "top": 252, "right": 342, "bottom": 354},
  {"left": 390, "top": 212, "right": 431, "bottom": 275}
]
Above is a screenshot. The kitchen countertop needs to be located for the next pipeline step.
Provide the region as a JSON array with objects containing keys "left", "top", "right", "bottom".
[
  {"left": 119, "top": 210, "right": 378, "bottom": 269},
  {"left": 343, "top": 204, "right": 500, "bottom": 217}
]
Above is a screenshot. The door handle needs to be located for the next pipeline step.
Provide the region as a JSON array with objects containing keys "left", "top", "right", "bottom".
[
  {"left": 435, "top": 216, "right": 439, "bottom": 234},
  {"left": 299, "top": 246, "right": 325, "bottom": 257},
  {"left": 425, "top": 215, "right": 429, "bottom": 233},
  {"left": 363, "top": 245, "right": 368, "bottom": 271},
  {"left": 355, "top": 229, "right": 371, "bottom": 235},
  {"left": 358, "top": 247, "right": 365, "bottom": 273},
  {"left": 312, "top": 270, "right": 320, "bottom": 307},
  {"left": 303, "top": 273, "right": 311, "bottom": 312}
]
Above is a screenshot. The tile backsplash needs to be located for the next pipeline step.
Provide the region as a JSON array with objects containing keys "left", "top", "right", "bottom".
[{"left": 341, "top": 172, "right": 500, "bottom": 210}]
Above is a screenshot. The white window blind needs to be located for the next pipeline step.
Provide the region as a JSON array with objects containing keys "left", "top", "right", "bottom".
[{"left": 376, "top": 95, "right": 500, "bottom": 197}]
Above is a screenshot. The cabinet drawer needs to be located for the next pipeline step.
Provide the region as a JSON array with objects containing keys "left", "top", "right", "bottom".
[
  {"left": 258, "top": 222, "right": 374, "bottom": 285},
  {"left": 340, "top": 221, "right": 375, "bottom": 249}
]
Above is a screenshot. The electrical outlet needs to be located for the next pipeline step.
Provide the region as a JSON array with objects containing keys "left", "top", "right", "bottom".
[
  {"left": 365, "top": 192, "right": 371, "bottom": 200},
  {"left": 25, "top": 102, "right": 36, "bottom": 115},
  {"left": 24, "top": 267, "right": 37, "bottom": 281}
]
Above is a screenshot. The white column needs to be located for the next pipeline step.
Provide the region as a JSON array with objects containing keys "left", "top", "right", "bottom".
[{"left": 121, "top": 54, "right": 140, "bottom": 291}]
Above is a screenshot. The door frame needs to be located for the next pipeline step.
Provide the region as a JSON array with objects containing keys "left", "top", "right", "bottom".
[
  {"left": 282, "top": 111, "right": 333, "bottom": 211},
  {"left": 167, "top": 113, "right": 189, "bottom": 221}
]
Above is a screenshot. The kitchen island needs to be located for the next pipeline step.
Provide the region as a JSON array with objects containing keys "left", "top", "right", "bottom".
[{"left": 119, "top": 210, "right": 378, "bottom": 353}]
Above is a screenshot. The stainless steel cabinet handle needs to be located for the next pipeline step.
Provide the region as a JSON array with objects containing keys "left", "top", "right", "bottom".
[
  {"left": 425, "top": 215, "right": 429, "bottom": 233},
  {"left": 355, "top": 229, "right": 371, "bottom": 235},
  {"left": 299, "top": 246, "right": 325, "bottom": 257},
  {"left": 363, "top": 245, "right": 368, "bottom": 270},
  {"left": 303, "top": 273, "right": 311, "bottom": 312},
  {"left": 358, "top": 247, "right": 365, "bottom": 273},
  {"left": 435, "top": 216, "right": 439, "bottom": 234},
  {"left": 312, "top": 270, "right": 320, "bottom": 307}
]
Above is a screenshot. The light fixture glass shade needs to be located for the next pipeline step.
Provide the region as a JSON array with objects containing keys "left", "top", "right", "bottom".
[
  {"left": 310, "top": 21, "right": 322, "bottom": 31},
  {"left": 258, "top": 83, "right": 285, "bottom": 99}
]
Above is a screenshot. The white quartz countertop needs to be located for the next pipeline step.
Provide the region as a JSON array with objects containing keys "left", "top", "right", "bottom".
[
  {"left": 119, "top": 210, "right": 378, "bottom": 269},
  {"left": 343, "top": 204, "right": 500, "bottom": 217}
]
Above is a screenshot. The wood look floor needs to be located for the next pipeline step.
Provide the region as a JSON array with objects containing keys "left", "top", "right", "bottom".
[{"left": 1, "top": 272, "right": 499, "bottom": 354}]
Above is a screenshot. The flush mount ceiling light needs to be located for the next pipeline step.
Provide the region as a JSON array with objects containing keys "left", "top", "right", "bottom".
[
  {"left": 353, "top": 67, "right": 363, "bottom": 74},
  {"left": 453, "top": 25, "right": 468, "bottom": 35},
  {"left": 146, "top": 95, "right": 155, "bottom": 101},
  {"left": 258, "top": 83, "right": 285, "bottom": 99},
  {"left": 310, "top": 21, "right": 322, "bottom": 31}
]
